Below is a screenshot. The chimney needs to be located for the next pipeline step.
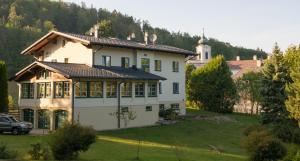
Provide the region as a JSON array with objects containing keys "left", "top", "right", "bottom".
[
  {"left": 253, "top": 55, "right": 257, "bottom": 60},
  {"left": 257, "top": 59, "right": 262, "bottom": 67},
  {"left": 236, "top": 56, "right": 240, "bottom": 61},
  {"left": 144, "top": 32, "right": 148, "bottom": 44},
  {"left": 267, "top": 55, "right": 271, "bottom": 60},
  {"left": 94, "top": 25, "right": 99, "bottom": 38}
]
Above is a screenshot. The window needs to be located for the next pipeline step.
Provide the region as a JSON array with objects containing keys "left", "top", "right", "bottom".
[
  {"left": 121, "top": 82, "right": 132, "bottom": 97},
  {"left": 135, "top": 83, "right": 144, "bottom": 97},
  {"left": 46, "top": 83, "right": 51, "bottom": 98},
  {"left": 141, "top": 58, "right": 150, "bottom": 72},
  {"left": 146, "top": 106, "right": 152, "bottom": 111},
  {"left": 102, "top": 56, "right": 111, "bottom": 67},
  {"left": 64, "top": 82, "right": 70, "bottom": 97},
  {"left": 75, "top": 82, "right": 87, "bottom": 97},
  {"left": 106, "top": 81, "right": 117, "bottom": 98},
  {"left": 205, "top": 52, "right": 209, "bottom": 59},
  {"left": 54, "top": 82, "right": 63, "bottom": 98},
  {"left": 171, "top": 104, "right": 180, "bottom": 112},
  {"left": 159, "top": 104, "right": 165, "bottom": 110},
  {"left": 23, "top": 109, "right": 34, "bottom": 125},
  {"left": 37, "top": 83, "right": 45, "bottom": 98},
  {"left": 154, "top": 60, "right": 161, "bottom": 71},
  {"left": 64, "top": 58, "right": 68, "bottom": 63},
  {"left": 37, "top": 70, "right": 51, "bottom": 79},
  {"left": 62, "top": 40, "right": 66, "bottom": 47},
  {"left": 159, "top": 82, "right": 162, "bottom": 94},
  {"left": 37, "top": 82, "right": 51, "bottom": 98},
  {"left": 121, "top": 107, "right": 129, "bottom": 113},
  {"left": 172, "top": 61, "right": 179, "bottom": 72},
  {"left": 121, "top": 57, "right": 130, "bottom": 68},
  {"left": 54, "top": 82, "right": 70, "bottom": 98},
  {"left": 21, "top": 83, "right": 34, "bottom": 99},
  {"left": 90, "top": 82, "right": 103, "bottom": 97},
  {"left": 148, "top": 82, "right": 157, "bottom": 97},
  {"left": 173, "top": 82, "right": 179, "bottom": 94}
]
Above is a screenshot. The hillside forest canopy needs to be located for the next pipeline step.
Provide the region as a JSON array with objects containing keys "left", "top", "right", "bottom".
[{"left": 0, "top": 0, "right": 267, "bottom": 77}]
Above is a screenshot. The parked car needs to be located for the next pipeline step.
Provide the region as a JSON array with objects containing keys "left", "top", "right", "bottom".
[{"left": 0, "top": 113, "right": 32, "bottom": 135}]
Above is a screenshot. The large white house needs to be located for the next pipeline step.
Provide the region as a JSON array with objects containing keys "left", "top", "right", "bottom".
[{"left": 11, "top": 31, "right": 195, "bottom": 131}]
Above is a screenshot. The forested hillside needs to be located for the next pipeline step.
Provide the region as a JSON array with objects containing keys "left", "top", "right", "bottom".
[{"left": 0, "top": 0, "right": 267, "bottom": 76}]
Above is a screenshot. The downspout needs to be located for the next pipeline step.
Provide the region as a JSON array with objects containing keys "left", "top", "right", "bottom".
[
  {"left": 71, "top": 80, "right": 75, "bottom": 124},
  {"left": 117, "top": 82, "right": 123, "bottom": 128}
]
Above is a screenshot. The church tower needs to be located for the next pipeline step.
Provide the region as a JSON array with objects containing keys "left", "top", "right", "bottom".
[{"left": 195, "top": 30, "right": 211, "bottom": 63}]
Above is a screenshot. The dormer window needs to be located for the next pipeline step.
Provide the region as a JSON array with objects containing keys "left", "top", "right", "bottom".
[
  {"left": 102, "top": 56, "right": 111, "bottom": 67},
  {"left": 37, "top": 70, "right": 51, "bottom": 79},
  {"left": 64, "top": 58, "right": 69, "bottom": 63},
  {"left": 62, "top": 40, "right": 66, "bottom": 47},
  {"left": 121, "top": 57, "right": 130, "bottom": 68},
  {"left": 141, "top": 58, "right": 150, "bottom": 72},
  {"left": 52, "top": 38, "right": 57, "bottom": 45}
]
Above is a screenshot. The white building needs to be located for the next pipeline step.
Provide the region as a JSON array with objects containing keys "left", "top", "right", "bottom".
[{"left": 10, "top": 31, "right": 195, "bottom": 131}]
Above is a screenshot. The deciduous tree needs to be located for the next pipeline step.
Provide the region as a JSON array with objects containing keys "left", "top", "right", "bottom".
[{"left": 189, "top": 55, "right": 237, "bottom": 113}]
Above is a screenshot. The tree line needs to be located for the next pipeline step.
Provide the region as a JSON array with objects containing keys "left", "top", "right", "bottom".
[{"left": 0, "top": 0, "right": 266, "bottom": 77}]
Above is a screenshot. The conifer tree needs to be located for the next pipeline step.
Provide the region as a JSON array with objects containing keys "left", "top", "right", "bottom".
[
  {"left": 0, "top": 60, "right": 8, "bottom": 113},
  {"left": 285, "top": 46, "right": 300, "bottom": 127},
  {"left": 260, "top": 43, "right": 290, "bottom": 124}
]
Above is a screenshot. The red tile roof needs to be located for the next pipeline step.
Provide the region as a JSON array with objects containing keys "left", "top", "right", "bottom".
[{"left": 226, "top": 60, "right": 262, "bottom": 78}]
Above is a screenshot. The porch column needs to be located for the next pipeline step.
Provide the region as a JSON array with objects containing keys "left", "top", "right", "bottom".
[
  {"left": 49, "top": 110, "right": 54, "bottom": 131},
  {"left": 34, "top": 109, "right": 38, "bottom": 129}
]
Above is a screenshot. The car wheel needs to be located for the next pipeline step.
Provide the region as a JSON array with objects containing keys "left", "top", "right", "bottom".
[{"left": 12, "top": 128, "right": 19, "bottom": 135}]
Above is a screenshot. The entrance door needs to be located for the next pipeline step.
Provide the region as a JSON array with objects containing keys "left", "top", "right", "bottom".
[
  {"left": 38, "top": 110, "right": 50, "bottom": 129},
  {"left": 55, "top": 110, "right": 68, "bottom": 129}
]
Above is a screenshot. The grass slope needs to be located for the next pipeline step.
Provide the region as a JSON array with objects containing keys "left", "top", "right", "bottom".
[{"left": 0, "top": 109, "right": 258, "bottom": 161}]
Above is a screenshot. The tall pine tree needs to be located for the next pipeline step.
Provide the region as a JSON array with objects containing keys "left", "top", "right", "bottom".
[
  {"left": 0, "top": 60, "right": 8, "bottom": 113},
  {"left": 285, "top": 45, "right": 300, "bottom": 127},
  {"left": 260, "top": 43, "right": 290, "bottom": 124}
]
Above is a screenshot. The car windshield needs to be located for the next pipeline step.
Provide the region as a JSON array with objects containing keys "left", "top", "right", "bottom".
[{"left": 9, "top": 116, "right": 19, "bottom": 123}]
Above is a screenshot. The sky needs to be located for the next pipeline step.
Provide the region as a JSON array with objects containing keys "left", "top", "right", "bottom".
[{"left": 66, "top": 0, "right": 299, "bottom": 53}]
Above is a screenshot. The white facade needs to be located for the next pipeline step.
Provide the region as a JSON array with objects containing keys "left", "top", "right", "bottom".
[{"left": 15, "top": 32, "right": 190, "bottom": 131}]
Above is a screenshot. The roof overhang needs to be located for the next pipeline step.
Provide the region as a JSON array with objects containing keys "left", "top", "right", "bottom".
[
  {"left": 21, "top": 31, "right": 90, "bottom": 55},
  {"left": 9, "top": 62, "right": 70, "bottom": 81}
]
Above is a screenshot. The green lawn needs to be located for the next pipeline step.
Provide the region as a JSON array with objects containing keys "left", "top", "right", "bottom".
[{"left": 0, "top": 109, "right": 258, "bottom": 161}]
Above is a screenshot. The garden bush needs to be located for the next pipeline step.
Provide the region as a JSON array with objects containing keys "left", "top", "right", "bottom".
[
  {"left": 283, "top": 144, "right": 300, "bottom": 161},
  {"left": 159, "top": 108, "right": 178, "bottom": 120},
  {"left": 242, "top": 126, "right": 287, "bottom": 161},
  {"left": 243, "top": 124, "right": 265, "bottom": 136},
  {"left": 28, "top": 142, "right": 50, "bottom": 160},
  {"left": 0, "top": 143, "right": 17, "bottom": 159},
  {"left": 272, "top": 122, "right": 300, "bottom": 144},
  {"left": 251, "top": 138, "right": 286, "bottom": 161},
  {"left": 50, "top": 122, "right": 96, "bottom": 160}
]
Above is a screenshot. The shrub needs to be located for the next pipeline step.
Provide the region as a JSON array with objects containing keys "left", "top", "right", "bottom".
[
  {"left": 0, "top": 143, "right": 17, "bottom": 159},
  {"left": 50, "top": 122, "right": 96, "bottom": 160},
  {"left": 28, "top": 142, "right": 50, "bottom": 160},
  {"left": 243, "top": 124, "right": 265, "bottom": 136},
  {"left": 283, "top": 144, "right": 300, "bottom": 161},
  {"left": 242, "top": 126, "right": 287, "bottom": 161},
  {"left": 252, "top": 138, "right": 286, "bottom": 161},
  {"left": 241, "top": 130, "right": 271, "bottom": 153},
  {"left": 272, "top": 122, "right": 300, "bottom": 144},
  {"left": 159, "top": 108, "right": 178, "bottom": 120}
]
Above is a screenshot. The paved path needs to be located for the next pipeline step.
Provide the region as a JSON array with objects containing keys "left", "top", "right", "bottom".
[{"left": 29, "top": 129, "right": 49, "bottom": 135}]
